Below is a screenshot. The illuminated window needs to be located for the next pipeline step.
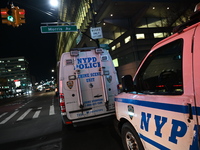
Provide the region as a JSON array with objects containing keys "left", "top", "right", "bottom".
[
  {"left": 17, "top": 65, "right": 21, "bottom": 67},
  {"left": 116, "top": 42, "right": 120, "bottom": 48},
  {"left": 147, "top": 18, "right": 162, "bottom": 28},
  {"left": 18, "top": 59, "right": 24, "bottom": 61},
  {"left": 8, "top": 69, "right": 11, "bottom": 72},
  {"left": 154, "top": 33, "right": 163, "bottom": 38},
  {"left": 136, "top": 34, "right": 145, "bottom": 39},
  {"left": 125, "top": 36, "right": 131, "bottom": 43},
  {"left": 112, "top": 46, "right": 116, "bottom": 51},
  {"left": 113, "top": 58, "right": 119, "bottom": 67},
  {"left": 154, "top": 32, "right": 169, "bottom": 38},
  {"left": 21, "top": 68, "right": 25, "bottom": 70},
  {"left": 115, "top": 32, "right": 121, "bottom": 39}
]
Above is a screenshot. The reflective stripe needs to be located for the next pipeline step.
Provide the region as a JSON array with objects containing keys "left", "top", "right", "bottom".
[{"left": 115, "top": 98, "right": 191, "bottom": 114}]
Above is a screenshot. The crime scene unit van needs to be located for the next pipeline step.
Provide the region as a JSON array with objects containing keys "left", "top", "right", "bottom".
[
  {"left": 59, "top": 47, "right": 118, "bottom": 126},
  {"left": 115, "top": 3, "right": 200, "bottom": 150}
]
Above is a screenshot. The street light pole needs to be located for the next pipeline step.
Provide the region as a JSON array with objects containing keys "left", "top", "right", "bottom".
[{"left": 89, "top": 0, "right": 100, "bottom": 48}]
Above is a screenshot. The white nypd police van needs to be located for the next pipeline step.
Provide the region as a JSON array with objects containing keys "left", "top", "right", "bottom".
[
  {"left": 115, "top": 3, "right": 200, "bottom": 150},
  {"left": 58, "top": 47, "right": 118, "bottom": 127}
]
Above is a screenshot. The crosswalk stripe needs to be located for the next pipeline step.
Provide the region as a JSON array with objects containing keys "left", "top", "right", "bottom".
[
  {"left": 0, "top": 105, "right": 56, "bottom": 125},
  {"left": 17, "top": 108, "right": 32, "bottom": 121},
  {"left": 49, "top": 105, "right": 55, "bottom": 115},
  {"left": 0, "top": 111, "right": 19, "bottom": 124},
  {"left": 32, "top": 107, "right": 42, "bottom": 119},
  {"left": 0, "top": 112, "right": 8, "bottom": 118}
]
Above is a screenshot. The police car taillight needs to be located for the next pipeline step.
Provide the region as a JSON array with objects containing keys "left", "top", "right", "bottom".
[{"left": 59, "top": 93, "right": 66, "bottom": 112}]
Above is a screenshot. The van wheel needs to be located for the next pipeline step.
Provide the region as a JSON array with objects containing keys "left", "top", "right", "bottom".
[{"left": 121, "top": 122, "right": 144, "bottom": 150}]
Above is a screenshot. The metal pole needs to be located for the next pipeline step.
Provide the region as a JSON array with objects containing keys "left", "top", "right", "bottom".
[{"left": 89, "top": 0, "right": 100, "bottom": 48}]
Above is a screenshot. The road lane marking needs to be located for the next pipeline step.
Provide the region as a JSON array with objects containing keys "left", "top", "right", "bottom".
[
  {"left": 0, "top": 112, "right": 8, "bottom": 118},
  {"left": 0, "top": 111, "right": 19, "bottom": 124},
  {"left": 0, "top": 104, "right": 56, "bottom": 125},
  {"left": 32, "top": 107, "right": 42, "bottom": 119},
  {"left": 49, "top": 105, "right": 55, "bottom": 115},
  {"left": 17, "top": 108, "right": 32, "bottom": 121}
]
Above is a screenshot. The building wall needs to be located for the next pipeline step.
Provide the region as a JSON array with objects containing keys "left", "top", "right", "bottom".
[
  {"left": 0, "top": 56, "right": 31, "bottom": 95},
  {"left": 57, "top": 0, "right": 198, "bottom": 79}
]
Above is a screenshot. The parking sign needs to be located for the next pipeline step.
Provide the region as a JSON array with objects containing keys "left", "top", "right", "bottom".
[{"left": 90, "top": 27, "right": 103, "bottom": 39}]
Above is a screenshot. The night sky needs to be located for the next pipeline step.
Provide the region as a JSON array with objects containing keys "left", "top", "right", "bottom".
[{"left": 0, "top": 0, "right": 58, "bottom": 82}]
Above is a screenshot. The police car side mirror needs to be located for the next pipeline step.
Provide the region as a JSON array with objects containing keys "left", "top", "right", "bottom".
[{"left": 121, "top": 75, "right": 135, "bottom": 92}]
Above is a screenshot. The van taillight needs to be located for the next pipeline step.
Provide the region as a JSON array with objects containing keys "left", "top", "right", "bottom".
[{"left": 59, "top": 93, "right": 66, "bottom": 112}]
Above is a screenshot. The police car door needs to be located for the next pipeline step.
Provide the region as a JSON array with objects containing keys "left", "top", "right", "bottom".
[
  {"left": 131, "top": 27, "right": 198, "bottom": 149},
  {"left": 192, "top": 24, "right": 200, "bottom": 148}
]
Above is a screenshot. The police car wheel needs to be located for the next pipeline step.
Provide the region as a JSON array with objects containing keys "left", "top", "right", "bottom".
[{"left": 121, "top": 122, "right": 144, "bottom": 150}]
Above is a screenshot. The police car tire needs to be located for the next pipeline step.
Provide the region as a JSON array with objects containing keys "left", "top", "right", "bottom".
[{"left": 121, "top": 122, "right": 144, "bottom": 150}]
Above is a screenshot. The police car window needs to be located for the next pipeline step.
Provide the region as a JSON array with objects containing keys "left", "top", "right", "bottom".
[{"left": 134, "top": 39, "right": 183, "bottom": 95}]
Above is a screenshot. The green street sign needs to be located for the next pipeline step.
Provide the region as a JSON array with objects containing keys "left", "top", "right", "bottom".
[{"left": 40, "top": 25, "right": 78, "bottom": 33}]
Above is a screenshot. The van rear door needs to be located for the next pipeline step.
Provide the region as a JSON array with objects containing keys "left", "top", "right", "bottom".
[
  {"left": 62, "top": 49, "right": 116, "bottom": 121},
  {"left": 75, "top": 50, "right": 105, "bottom": 110}
]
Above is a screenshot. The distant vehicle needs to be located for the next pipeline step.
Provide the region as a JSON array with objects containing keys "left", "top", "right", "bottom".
[
  {"left": 115, "top": 3, "right": 200, "bottom": 150},
  {"left": 44, "top": 85, "right": 51, "bottom": 92},
  {"left": 45, "top": 88, "right": 51, "bottom": 92},
  {"left": 58, "top": 47, "right": 119, "bottom": 127}
]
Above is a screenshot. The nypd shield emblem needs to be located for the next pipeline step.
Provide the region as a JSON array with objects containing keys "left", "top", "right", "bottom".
[
  {"left": 67, "top": 81, "right": 73, "bottom": 89},
  {"left": 106, "top": 75, "right": 112, "bottom": 83}
]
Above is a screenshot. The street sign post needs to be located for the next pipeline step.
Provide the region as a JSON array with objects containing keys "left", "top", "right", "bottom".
[
  {"left": 90, "top": 27, "right": 103, "bottom": 39},
  {"left": 40, "top": 25, "right": 78, "bottom": 33}
]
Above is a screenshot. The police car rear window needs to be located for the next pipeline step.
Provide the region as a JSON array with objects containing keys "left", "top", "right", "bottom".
[{"left": 134, "top": 39, "right": 183, "bottom": 95}]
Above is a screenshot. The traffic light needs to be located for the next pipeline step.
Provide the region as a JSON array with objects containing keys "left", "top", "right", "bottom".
[
  {"left": 12, "top": 7, "right": 25, "bottom": 27},
  {"left": 1, "top": 5, "right": 25, "bottom": 27},
  {"left": 18, "top": 9, "right": 25, "bottom": 24},
  {"left": 0, "top": 8, "right": 13, "bottom": 26}
]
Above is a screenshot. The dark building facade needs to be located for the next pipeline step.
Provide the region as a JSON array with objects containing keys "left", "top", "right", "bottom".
[
  {"left": 0, "top": 56, "right": 32, "bottom": 96},
  {"left": 56, "top": 0, "right": 198, "bottom": 80}
]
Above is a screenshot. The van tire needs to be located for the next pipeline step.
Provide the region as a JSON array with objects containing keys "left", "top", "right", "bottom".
[{"left": 121, "top": 122, "right": 144, "bottom": 150}]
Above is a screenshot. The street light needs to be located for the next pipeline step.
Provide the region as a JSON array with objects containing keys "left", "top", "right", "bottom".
[{"left": 49, "top": 0, "right": 59, "bottom": 7}]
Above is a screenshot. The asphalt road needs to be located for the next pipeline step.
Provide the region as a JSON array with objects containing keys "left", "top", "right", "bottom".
[{"left": 0, "top": 92, "right": 123, "bottom": 150}]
